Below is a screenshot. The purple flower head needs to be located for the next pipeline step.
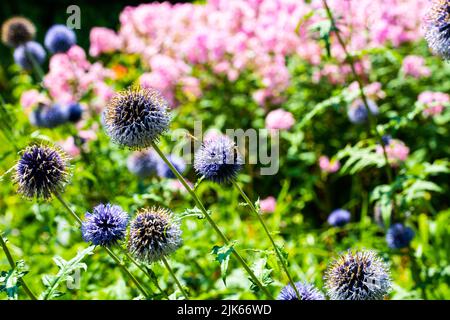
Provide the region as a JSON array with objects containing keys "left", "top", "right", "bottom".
[
  {"left": 13, "top": 41, "right": 46, "bottom": 70},
  {"left": 278, "top": 282, "right": 325, "bottom": 300},
  {"left": 347, "top": 99, "right": 379, "bottom": 124},
  {"left": 386, "top": 223, "right": 414, "bottom": 249},
  {"left": 194, "top": 136, "right": 243, "bottom": 184},
  {"left": 66, "top": 103, "right": 83, "bottom": 122},
  {"left": 127, "top": 150, "right": 159, "bottom": 178},
  {"left": 44, "top": 24, "right": 76, "bottom": 53},
  {"left": 1, "top": 16, "right": 36, "bottom": 47},
  {"left": 82, "top": 203, "right": 129, "bottom": 247},
  {"left": 327, "top": 209, "right": 351, "bottom": 227},
  {"left": 424, "top": 0, "right": 450, "bottom": 59}
]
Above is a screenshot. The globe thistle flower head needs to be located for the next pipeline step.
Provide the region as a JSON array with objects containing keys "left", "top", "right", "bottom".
[
  {"left": 44, "top": 24, "right": 76, "bottom": 53},
  {"left": 157, "top": 154, "right": 186, "bottom": 179},
  {"left": 81, "top": 203, "right": 129, "bottom": 247},
  {"left": 14, "top": 143, "right": 71, "bottom": 200},
  {"left": 325, "top": 250, "right": 391, "bottom": 300},
  {"left": 127, "top": 150, "right": 159, "bottom": 178},
  {"left": 278, "top": 281, "right": 325, "bottom": 300},
  {"left": 66, "top": 103, "right": 83, "bottom": 122},
  {"left": 381, "top": 134, "right": 392, "bottom": 146},
  {"left": 128, "top": 207, "right": 182, "bottom": 263},
  {"left": 327, "top": 209, "right": 351, "bottom": 227},
  {"left": 13, "top": 41, "right": 46, "bottom": 71},
  {"left": 39, "top": 104, "right": 67, "bottom": 128},
  {"left": 1, "top": 17, "right": 36, "bottom": 47},
  {"left": 386, "top": 223, "right": 414, "bottom": 249},
  {"left": 348, "top": 99, "right": 379, "bottom": 124},
  {"left": 194, "top": 136, "right": 243, "bottom": 184},
  {"left": 103, "top": 87, "right": 171, "bottom": 150},
  {"left": 424, "top": 0, "right": 450, "bottom": 59}
]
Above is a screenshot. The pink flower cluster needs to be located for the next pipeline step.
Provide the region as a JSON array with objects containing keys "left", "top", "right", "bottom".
[
  {"left": 265, "top": 108, "right": 295, "bottom": 131},
  {"left": 319, "top": 156, "right": 340, "bottom": 173},
  {"left": 402, "top": 55, "right": 431, "bottom": 78},
  {"left": 43, "top": 45, "right": 115, "bottom": 105},
  {"left": 260, "top": 196, "right": 276, "bottom": 213},
  {"left": 20, "top": 89, "right": 50, "bottom": 113},
  {"left": 417, "top": 91, "right": 449, "bottom": 117},
  {"left": 377, "top": 139, "right": 409, "bottom": 166},
  {"left": 90, "top": 0, "right": 426, "bottom": 106}
]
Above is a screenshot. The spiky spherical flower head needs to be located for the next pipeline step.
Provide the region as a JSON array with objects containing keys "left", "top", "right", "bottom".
[
  {"left": 66, "top": 102, "right": 83, "bottom": 122},
  {"left": 278, "top": 282, "right": 325, "bottom": 300},
  {"left": 1, "top": 17, "right": 35, "bottom": 47},
  {"left": 81, "top": 203, "right": 129, "bottom": 247},
  {"left": 327, "top": 209, "right": 351, "bottom": 227},
  {"left": 347, "top": 99, "right": 379, "bottom": 124},
  {"left": 40, "top": 104, "right": 68, "bottom": 128},
  {"left": 325, "top": 250, "right": 391, "bottom": 300},
  {"left": 13, "top": 41, "right": 46, "bottom": 71},
  {"left": 127, "top": 150, "right": 159, "bottom": 178},
  {"left": 44, "top": 24, "right": 76, "bottom": 54},
  {"left": 194, "top": 136, "right": 243, "bottom": 184},
  {"left": 424, "top": 0, "right": 450, "bottom": 59},
  {"left": 386, "top": 223, "right": 414, "bottom": 249},
  {"left": 157, "top": 154, "right": 186, "bottom": 179},
  {"left": 14, "top": 143, "right": 71, "bottom": 200},
  {"left": 128, "top": 207, "right": 182, "bottom": 263},
  {"left": 103, "top": 87, "right": 170, "bottom": 150}
]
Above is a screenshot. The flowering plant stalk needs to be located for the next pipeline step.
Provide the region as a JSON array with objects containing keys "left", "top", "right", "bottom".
[
  {"left": 232, "top": 180, "right": 301, "bottom": 298},
  {"left": 0, "top": 234, "right": 37, "bottom": 300},
  {"left": 150, "top": 141, "right": 274, "bottom": 299}
]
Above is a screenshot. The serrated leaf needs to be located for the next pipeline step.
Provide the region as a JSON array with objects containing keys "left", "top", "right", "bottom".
[
  {"left": 211, "top": 242, "right": 236, "bottom": 286},
  {"left": 249, "top": 258, "right": 273, "bottom": 293}
]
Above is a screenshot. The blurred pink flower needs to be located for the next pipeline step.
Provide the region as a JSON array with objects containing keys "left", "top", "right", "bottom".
[
  {"left": 260, "top": 196, "right": 276, "bottom": 213},
  {"left": 418, "top": 91, "right": 449, "bottom": 117},
  {"left": 265, "top": 109, "right": 295, "bottom": 130},
  {"left": 59, "top": 137, "right": 80, "bottom": 158},
  {"left": 89, "top": 27, "right": 122, "bottom": 57},
  {"left": 377, "top": 139, "right": 409, "bottom": 166},
  {"left": 319, "top": 156, "right": 340, "bottom": 173},
  {"left": 20, "top": 89, "right": 49, "bottom": 111},
  {"left": 402, "top": 55, "right": 431, "bottom": 78},
  {"left": 349, "top": 82, "right": 386, "bottom": 100}
]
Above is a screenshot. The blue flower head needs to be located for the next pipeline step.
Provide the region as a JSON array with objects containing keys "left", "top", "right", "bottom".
[
  {"left": 44, "top": 24, "right": 76, "bottom": 53},
  {"left": 82, "top": 203, "right": 129, "bottom": 247},
  {"left": 157, "top": 154, "right": 186, "bottom": 178},
  {"left": 425, "top": 0, "right": 450, "bottom": 59},
  {"left": 327, "top": 209, "right": 351, "bottom": 227},
  {"left": 347, "top": 99, "right": 379, "bottom": 124},
  {"left": 127, "top": 150, "right": 159, "bottom": 178},
  {"left": 103, "top": 87, "right": 171, "bottom": 150},
  {"left": 386, "top": 223, "right": 414, "bottom": 249},
  {"left": 14, "top": 143, "right": 71, "bottom": 200},
  {"left": 194, "top": 136, "right": 243, "bottom": 184},
  {"left": 325, "top": 250, "right": 391, "bottom": 300},
  {"left": 39, "top": 104, "right": 67, "bottom": 128},
  {"left": 13, "top": 41, "right": 46, "bottom": 70},
  {"left": 278, "top": 282, "right": 325, "bottom": 300},
  {"left": 128, "top": 207, "right": 182, "bottom": 263},
  {"left": 66, "top": 103, "right": 83, "bottom": 122}
]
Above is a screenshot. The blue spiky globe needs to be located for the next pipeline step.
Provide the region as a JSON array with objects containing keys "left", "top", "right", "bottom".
[
  {"left": 13, "top": 41, "right": 46, "bottom": 70},
  {"left": 14, "top": 143, "right": 71, "bottom": 200},
  {"left": 347, "top": 99, "right": 379, "bottom": 124},
  {"left": 278, "top": 281, "right": 325, "bottom": 300},
  {"left": 327, "top": 209, "right": 351, "bottom": 227},
  {"left": 194, "top": 136, "right": 242, "bottom": 184},
  {"left": 325, "top": 250, "right": 391, "bottom": 300},
  {"left": 82, "top": 203, "right": 129, "bottom": 247},
  {"left": 44, "top": 24, "right": 76, "bottom": 53},
  {"left": 128, "top": 207, "right": 182, "bottom": 263},
  {"left": 103, "top": 87, "right": 170, "bottom": 150},
  {"left": 424, "top": 0, "right": 450, "bottom": 59},
  {"left": 127, "top": 150, "right": 159, "bottom": 178},
  {"left": 386, "top": 223, "right": 414, "bottom": 249}
]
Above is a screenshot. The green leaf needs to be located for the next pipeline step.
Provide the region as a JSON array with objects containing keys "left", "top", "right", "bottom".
[
  {"left": 211, "top": 242, "right": 236, "bottom": 286},
  {"left": 0, "top": 260, "right": 29, "bottom": 300},
  {"left": 249, "top": 258, "right": 273, "bottom": 293}
]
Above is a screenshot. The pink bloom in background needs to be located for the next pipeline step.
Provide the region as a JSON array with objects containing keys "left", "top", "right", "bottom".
[
  {"left": 377, "top": 139, "right": 409, "bottom": 166},
  {"left": 180, "top": 76, "right": 202, "bottom": 99},
  {"left": 20, "top": 89, "right": 49, "bottom": 111},
  {"left": 89, "top": 27, "right": 122, "bottom": 57},
  {"left": 349, "top": 82, "right": 386, "bottom": 100},
  {"left": 418, "top": 91, "right": 449, "bottom": 117},
  {"left": 402, "top": 55, "right": 431, "bottom": 78},
  {"left": 319, "top": 156, "right": 341, "bottom": 173},
  {"left": 169, "top": 179, "right": 193, "bottom": 193},
  {"left": 58, "top": 137, "right": 80, "bottom": 158},
  {"left": 260, "top": 196, "right": 276, "bottom": 213},
  {"left": 265, "top": 109, "right": 295, "bottom": 130}
]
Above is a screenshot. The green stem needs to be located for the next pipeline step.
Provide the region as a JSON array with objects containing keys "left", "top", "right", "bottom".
[
  {"left": 53, "top": 191, "right": 151, "bottom": 299},
  {"left": 24, "top": 47, "right": 45, "bottom": 83},
  {"left": 0, "top": 234, "right": 37, "bottom": 300},
  {"left": 161, "top": 256, "right": 189, "bottom": 300},
  {"left": 321, "top": 0, "right": 393, "bottom": 184},
  {"left": 232, "top": 180, "right": 301, "bottom": 299},
  {"left": 150, "top": 141, "right": 274, "bottom": 299}
]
